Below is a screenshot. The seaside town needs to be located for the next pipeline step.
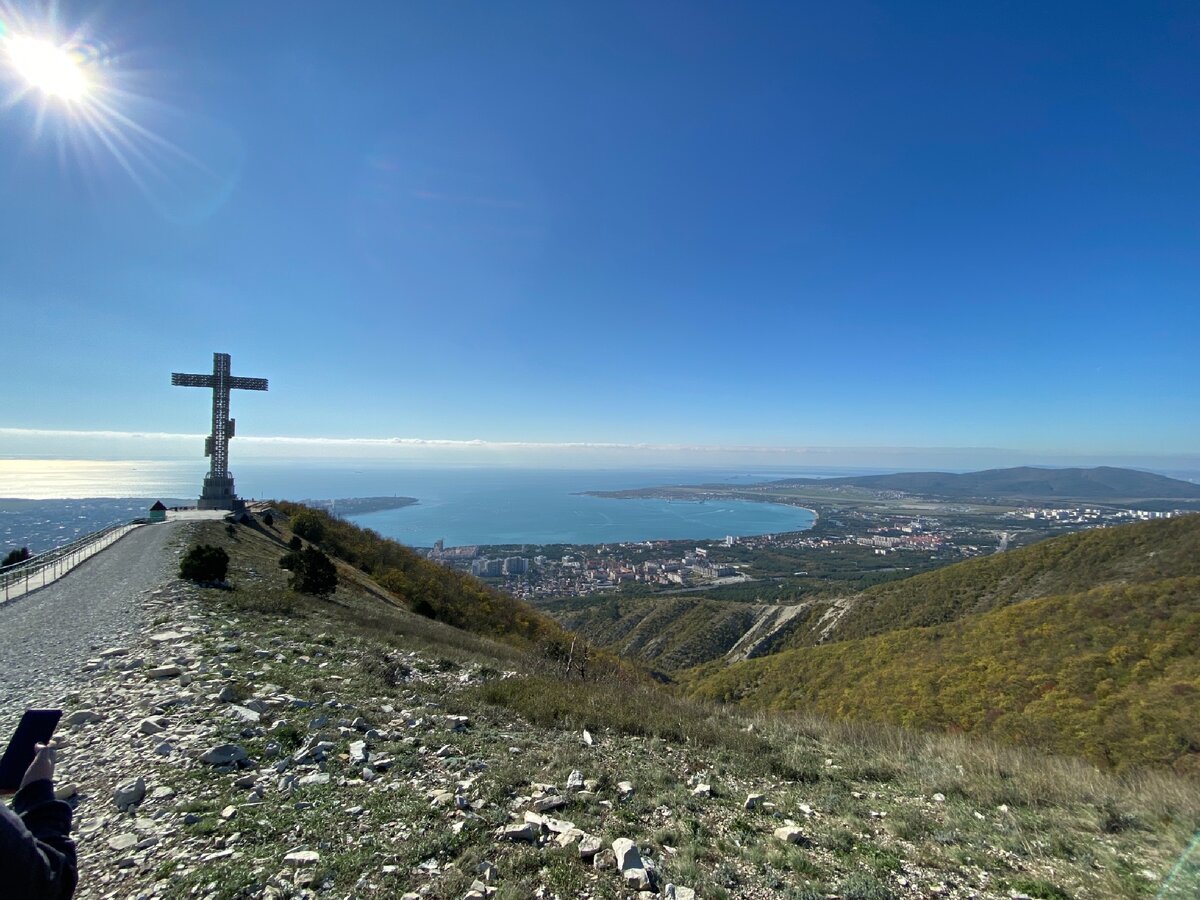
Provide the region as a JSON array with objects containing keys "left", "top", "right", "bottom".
[{"left": 412, "top": 504, "right": 1188, "bottom": 603}]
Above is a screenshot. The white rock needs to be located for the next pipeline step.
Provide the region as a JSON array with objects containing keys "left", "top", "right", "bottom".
[
  {"left": 138, "top": 716, "right": 169, "bottom": 736},
  {"left": 773, "top": 826, "right": 805, "bottom": 845},
  {"left": 612, "top": 837, "right": 643, "bottom": 872},
  {"left": 496, "top": 822, "right": 538, "bottom": 842},
  {"left": 623, "top": 868, "right": 652, "bottom": 891},
  {"left": 284, "top": 850, "right": 320, "bottom": 866},
  {"left": 532, "top": 794, "right": 567, "bottom": 813},
  {"left": 579, "top": 834, "right": 603, "bottom": 860},
  {"left": 113, "top": 776, "right": 146, "bottom": 810},
  {"left": 107, "top": 833, "right": 138, "bottom": 851},
  {"left": 63, "top": 710, "right": 102, "bottom": 727},
  {"left": 200, "top": 744, "right": 249, "bottom": 766},
  {"left": 228, "top": 705, "right": 262, "bottom": 723},
  {"left": 543, "top": 816, "right": 577, "bottom": 834}
]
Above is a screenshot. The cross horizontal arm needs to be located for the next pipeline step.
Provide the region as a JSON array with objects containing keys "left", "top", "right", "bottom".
[
  {"left": 229, "top": 377, "right": 269, "bottom": 391},
  {"left": 171, "top": 373, "right": 215, "bottom": 387}
]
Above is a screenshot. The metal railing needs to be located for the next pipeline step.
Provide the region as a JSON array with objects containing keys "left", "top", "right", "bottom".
[{"left": 1, "top": 519, "right": 148, "bottom": 604}]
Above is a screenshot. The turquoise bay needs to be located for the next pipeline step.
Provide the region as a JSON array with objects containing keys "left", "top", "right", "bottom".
[
  {"left": 348, "top": 492, "right": 815, "bottom": 548},
  {"left": 319, "top": 466, "right": 817, "bottom": 548},
  {"left": 0, "top": 463, "right": 822, "bottom": 550}
]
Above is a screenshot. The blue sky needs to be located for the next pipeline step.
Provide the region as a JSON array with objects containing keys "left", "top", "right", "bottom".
[{"left": 1, "top": 1, "right": 1197, "bottom": 469}]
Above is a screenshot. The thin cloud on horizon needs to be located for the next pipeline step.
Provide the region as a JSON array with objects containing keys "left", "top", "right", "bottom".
[{"left": 1, "top": 427, "right": 1198, "bottom": 472}]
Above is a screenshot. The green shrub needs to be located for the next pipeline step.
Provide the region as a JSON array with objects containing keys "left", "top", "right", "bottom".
[
  {"left": 291, "top": 510, "right": 326, "bottom": 543},
  {"left": 180, "top": 544, "right": 229, "bottom": 583},
  {"left": 285, "top": 545, "right": 338, "bottom": 597},
  {"left": 2, "top": 547, "right": 31, "bottom": 567}
]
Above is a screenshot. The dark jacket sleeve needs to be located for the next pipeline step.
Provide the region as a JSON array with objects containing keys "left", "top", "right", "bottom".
[{"left": 2, "top": 779, "right": 78, "bottom": 899}]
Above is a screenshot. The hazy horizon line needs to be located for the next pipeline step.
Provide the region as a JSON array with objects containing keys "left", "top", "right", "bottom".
[{"left": 1, "top": 427, "right": 1198, "bottom": 473}]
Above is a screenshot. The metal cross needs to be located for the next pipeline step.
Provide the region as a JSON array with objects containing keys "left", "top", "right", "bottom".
[{"left": 171, "top": 352, "right": 268, "bottom": 507}]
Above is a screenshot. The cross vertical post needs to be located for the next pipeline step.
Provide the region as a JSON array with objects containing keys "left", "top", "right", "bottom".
[{"left": 171, "top": 352, "right": 269, "bottom": 510}]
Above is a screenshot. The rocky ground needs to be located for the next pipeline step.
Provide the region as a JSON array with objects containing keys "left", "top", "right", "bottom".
[{"left": 6, "top": 518, "right": 1198, "bottom": 900}]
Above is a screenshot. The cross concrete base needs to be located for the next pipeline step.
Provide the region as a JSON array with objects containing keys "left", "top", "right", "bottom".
[{"left": 197, "top": 474, "right": 245, "bottom": 511}]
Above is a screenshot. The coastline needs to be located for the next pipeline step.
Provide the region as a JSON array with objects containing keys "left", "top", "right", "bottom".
[
  {"left": 301, "top": 496, "right": 419, "bottom": 516},
  {"left": 581, "top": 487, "right": 821, "bottom": 529}
]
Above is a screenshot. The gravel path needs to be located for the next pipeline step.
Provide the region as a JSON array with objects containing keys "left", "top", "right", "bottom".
[{"left": 0, "top": 521, "right": 185, "bottom": 729}]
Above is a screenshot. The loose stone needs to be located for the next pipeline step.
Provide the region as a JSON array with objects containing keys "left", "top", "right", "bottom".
[
  {"left": 200, "top": 744, "right": 249, "bottom": 766},
  {"left": 113, "top": 776, "right": 146, "bottom": 811}
]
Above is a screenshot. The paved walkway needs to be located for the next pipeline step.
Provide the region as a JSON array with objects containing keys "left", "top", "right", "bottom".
[
  {"left": 1, "top": 524, "right": 142, "bottom": 605},
  {"left": 0, "top": 509, "right": 228, "bottom": 720},
  {"left": 0, "top": 509, "right": 227, "bottom": 605}
]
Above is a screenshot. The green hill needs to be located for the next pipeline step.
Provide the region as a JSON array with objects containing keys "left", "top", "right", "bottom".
[
  {"left": 548, "top": 515, "right": 1200, "bottom": 675},
  {"left": 768, "top": 465, "right": 1200, "bottom": 501},
  {"left": 684, "top": 515, "right": 1200, "bottom": 773},
  {"left": 273, "top": 501, "right": 573, "bottom": 648},
  {"left": 547, "top": 594, "right": 830, "bottom": 671},
  {"left": 824, "top": 513, "right": 1200, "bottom": 644}
]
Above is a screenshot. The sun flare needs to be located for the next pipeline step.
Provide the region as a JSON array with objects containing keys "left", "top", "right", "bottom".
[{"left": 5, "top": 33, "right": 89, "bottom": 101}]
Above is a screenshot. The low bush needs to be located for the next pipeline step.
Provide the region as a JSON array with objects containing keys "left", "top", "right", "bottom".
[
  {"left": 180, "top": 544, "right": 229, "bottom": 583},
  {"left": 280, "top": 545, "right": 337, "bottom": 597},
  {"left": 2, "top": 547, "right": 31, "bottom": 568}
]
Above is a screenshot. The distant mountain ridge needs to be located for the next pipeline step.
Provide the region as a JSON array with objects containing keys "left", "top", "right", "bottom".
[{"left": 768, "top": 465, "right": 1200, "bottom": 501}]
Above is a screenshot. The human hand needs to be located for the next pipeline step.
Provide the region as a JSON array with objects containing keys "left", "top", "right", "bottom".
[{"left": 19, "top": 741, "right": 56, "bottom": 791}]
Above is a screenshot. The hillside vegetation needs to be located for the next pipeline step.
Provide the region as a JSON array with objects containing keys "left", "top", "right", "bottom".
[
  {"left": 685, "top": 517, "right": 1200, "bottom": 773},
  {"left": 272, "top": 501, "right": 575, "bottom": 650},
  {"left": 547, "top": 594, "right": 830, "bottom": 672},
  {"left": 548, "top": 515, "right": 1200, "bottom": 677},
  {"left": 826, "top": 513, "right": 1200, "bottom": 644}
]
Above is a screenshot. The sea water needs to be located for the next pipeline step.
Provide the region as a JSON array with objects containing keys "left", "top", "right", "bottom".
[
  {"left": 336, "top": 468, "right": 816, "bottom": 548},
  {"left": 0, "top": 459, "right": 840, "bottom": 551}
]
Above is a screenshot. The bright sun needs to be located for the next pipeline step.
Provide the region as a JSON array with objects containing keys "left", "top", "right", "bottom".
[{"left": 5, "top": 34, "right": 89, "bottom": 101}]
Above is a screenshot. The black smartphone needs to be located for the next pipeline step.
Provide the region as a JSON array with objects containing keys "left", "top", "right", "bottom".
[{"left": 0, "top": 709, "right": 62, "bottom": 792}]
